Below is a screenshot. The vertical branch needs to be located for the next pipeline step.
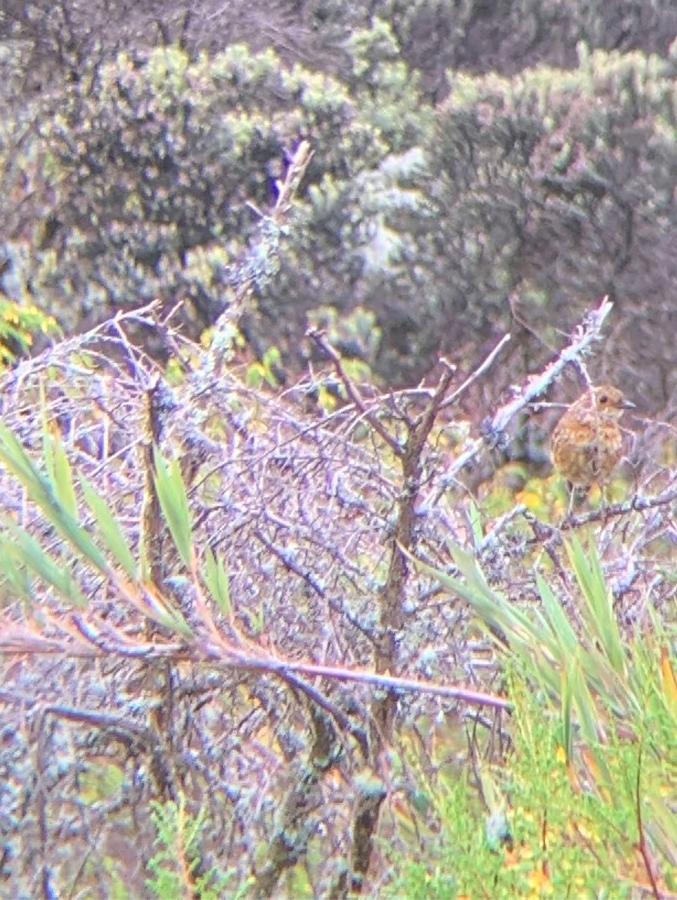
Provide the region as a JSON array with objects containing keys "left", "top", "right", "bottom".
[
  {"left": 373, "top": 364, "right": 456, "bottom": 736},
  {"left": 253, "top": 695, "right": 342, "bottom": 898},
  {"left": 206, "top": 142, "right": 313, "bottom": 374},
  {"left": 309, "top": 336, "right": 460, "bottom": 895},
  {"left": 348, "top": 365, "right": 456, "bottom": 893},
  {"left": 635, "top": 745, "right": 661, "bottom": 900},
  {"left": 139, "top": 377, "right": 172, "bottom": 589},
  {"left": 138, "top": 376, "right": 181, "bottom": 804}
]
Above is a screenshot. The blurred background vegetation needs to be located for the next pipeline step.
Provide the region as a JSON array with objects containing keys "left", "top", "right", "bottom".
[{"left": 2, "top": 0, "right": 677, "bottom": 410}]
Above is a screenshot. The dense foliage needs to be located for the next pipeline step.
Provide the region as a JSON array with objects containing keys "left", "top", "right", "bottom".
[{"left": 2, "top": 6, "right": 677, "bottom": 410}]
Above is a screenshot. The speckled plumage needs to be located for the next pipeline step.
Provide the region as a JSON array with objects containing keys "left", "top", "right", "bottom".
[{"left": 550, "top": 385, "right": 634, "bottom": 489}]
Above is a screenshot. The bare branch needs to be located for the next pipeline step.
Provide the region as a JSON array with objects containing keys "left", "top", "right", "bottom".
[
  {"left": 308, "top": 328, "right": 403, "bottom": 456},
  {"left": 442, "top": 295, "right": 615, "bottom": 485}
]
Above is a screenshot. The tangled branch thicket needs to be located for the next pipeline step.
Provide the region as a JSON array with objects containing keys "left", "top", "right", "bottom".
[
  {"left": 0, "top": 290, "right": 674, "bottom": 896},
  {"left": 0, "top": 310, "right": 475, "bottom": 896}
]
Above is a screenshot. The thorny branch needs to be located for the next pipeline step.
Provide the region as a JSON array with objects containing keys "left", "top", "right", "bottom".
[
  {"left": 0, "top": 626, "right": 509, "bottom": 709},
  {"left": 0, "top": 196, "right": 672, "bottom": 900},
  {"left": 440, "top": 295, "right": 615, "bottom": 486},
  {"left": 308, "top": 332, "right": 474, "bottom": 892},
  {"left": 206, "top": 140, "right": 313, "bottom": 373},
  {"left": 309, "top": 328, "right": 403, "bottom": 456}
]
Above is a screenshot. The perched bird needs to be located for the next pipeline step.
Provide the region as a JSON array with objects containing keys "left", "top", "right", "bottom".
[{"left": 550, "top": 384, "right": 635, "bottom": 503}]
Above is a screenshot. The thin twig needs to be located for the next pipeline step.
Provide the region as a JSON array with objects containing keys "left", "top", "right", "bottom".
[
  {"left": 0, "top": 629, "right": 510, "bottom": 711},
  {"left": 439, "top": 334, "right": 511, "bottom": 411},
  {"left": 634, "top": 745, "right": 662, "bottom": 900},
  {"left": 435, "top": 296, "right": 615, "bottom": 495},
  {"left": 309, "top": 328, "right": 403, "bottom": 456}
]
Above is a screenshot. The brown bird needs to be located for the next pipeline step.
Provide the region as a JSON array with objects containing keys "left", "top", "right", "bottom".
[{"left": 550, "top": 384, "right": 634, "bottom": 503}]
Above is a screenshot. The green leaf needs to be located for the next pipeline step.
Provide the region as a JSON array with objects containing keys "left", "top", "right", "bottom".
[
  {"left": 203, "top": 548, "right": 231, "bottom": 617},
  {"left": 560, "top": 660, "right": 574, "bottom": 765},
  {"left": 81, "top": 477, "right": 137, "bottom": 578},
  {"left": 153, "top": 449, "right": 193, "bottom": 568},
  {"left": 41, "top": 394, "right": 78, "bottom": 518},
  {"left": 139, "top": 580, "right": 194, "bottom": 639},
  {"left": 0, "top": 421, "right": 109, "bottom": 575},
  {"left": 466, "top": 500, "right": 484, "bottom": 548},
  {"left": 566, "top": 534, "right": 596, "bottom": 598},
  {"left": 53, "top": 442, "right": 78, "bottom": 517},
  {"left": 151, "top": 606, "right": 194, "bottom": 639},
  {"left": 0, "top": 420, "right": 56, "bottom": 509},
  {"left": 1, "top": 523, "right": 87, "bottom": 608},
  {"left": 444, "top": 541, "right": 538, "bottom": 643},
  {"left": 569, "top": 661, "right": 613, "bottom": 789},
  {"left": 536, "top": 571, "right": 579, "bottom": 658},
  {"left": 0, "top": 539, "right": 33, "bottom": 602},
  {"left": 566, "top": 537, "right": 625, "bottom": 675}
]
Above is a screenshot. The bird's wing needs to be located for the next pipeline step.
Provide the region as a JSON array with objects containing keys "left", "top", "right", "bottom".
[{"left": 562, "top": 420, "right": 599, "bottom": 448}]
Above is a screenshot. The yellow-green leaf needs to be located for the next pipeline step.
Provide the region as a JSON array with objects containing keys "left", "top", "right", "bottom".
[
  {"left": 203, "top": 547, "right": 231, "bottom": 617},
  {"left": 2, "top": 524, "right": 87, "bottom": 608},
  {"left": 81, "top": 477, "right": 137, "bottom": 579},
  {"left": 153, "top": 449, "right": 193, "bottom": 568}
]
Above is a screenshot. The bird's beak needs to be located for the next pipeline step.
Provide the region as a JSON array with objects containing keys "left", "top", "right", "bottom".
[{"left": 621, "top": 399, "right": 636, "bottom": 410}]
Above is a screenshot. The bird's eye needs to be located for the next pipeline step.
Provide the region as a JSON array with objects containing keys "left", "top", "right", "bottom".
[{"left": 598, "top": 394, "right": 608, "bottom": 404}]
